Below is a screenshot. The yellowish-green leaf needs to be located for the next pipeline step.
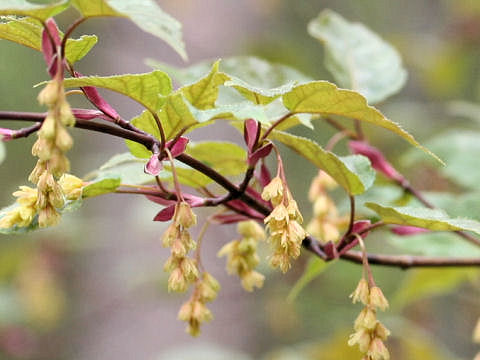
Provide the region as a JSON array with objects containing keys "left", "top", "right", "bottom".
[
  {"left": 148, "top": 56, "right": 312, "bottom": 89},
  {"left": 86, "top": 152, "right": 154, "bottom": 185},
  {"left": 160, "top": 92, "right": 198, "bottom": 140},
  {"left": 366, "top": 202, "right": 480, "bottom": 235},
  {"left": 282, "top": 81, "right": 441, "bottom": 163},
  {"left": 65, "top": 35, "right": 97, "bottom": 64},
  {"left": 125, "top": 111, "right": 159, "bottom": 159},
  {"left": 0, "top": 1, "right": 69, "bottom": 21},
  {"left": 0, "top": 16, "right": 97, "bottom": 63},
  {"left": 225, "top": 77, "right": 296, "bottom": 105},
  {"left": 186, "top": 141, "right": 247, "bottom": 176},
  {"left": 63, "top": 70, "right": 172, "bottom": 112},
  {"left": 287, "top": 257, "right": 331, "bottom": 303},
  {"left": 0, "top": 16, "right": 42, "bottom": 50},
  {"left": 82, "top": 177, "right": 121, "bottom": 198},
  {"left": 71, "top": 0, "right": 186, "bottom": 60},
  {"left": 308, "top": 9, "right": 407, "bottom": 104},
  {"left": 270, "top": 130, "right": 375, "bottom": 195},
  {"left": 181, "top": 60, "right": 229, "bottom": 110},
  {"left": 392, "top": 268, "right": 478, "bottom": 310}
]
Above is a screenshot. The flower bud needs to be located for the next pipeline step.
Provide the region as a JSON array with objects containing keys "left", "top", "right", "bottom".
[
  {"left": 348, "top": 328, "right": 372, "bottom": 353},
  {"left": 59, "top": 174, "right": 84, "bottom": 200},
  {"left": 237, "top": 220, "right": 265, "bottom": 241},
  {"left": 354, "top": 307, "right": 378, "bottom": 331},
  {"left": 38, "top": 115, "right": 56, "bottom": 140},
  {"left": 367, "top": 338, "right": 390, "bottom": 360},
  {"left": 350, "top": 278, "right": 369, "bottom": 305},
  {"left": 261, "top": 176, "right": 284, "bottom": 205},
  {"left": 38, "top": 204, "right": 61, "bottom": 228},
  {"left": 168, "top": 268, "right": 187, "bottom": 293},
  {"left": 374, "top": 322, "right": 391, "bottom": 341},
  {"left": 38, "top": 81, "right": 60, "bottom": 106},
  {"left": 55, "top": 125, "right": 73, "bottom": 152},
  {"left": 369, "top": 286, "right": 389, "bottom": 311},
  {"left": 240, "top": 270, "right": 265, "bottom": 292},
  {"left": 177, "top": 301, "right": 193, "bottom": 322},
  {"left": 175, "top": 202, "right": 197, "bottom": 228}
]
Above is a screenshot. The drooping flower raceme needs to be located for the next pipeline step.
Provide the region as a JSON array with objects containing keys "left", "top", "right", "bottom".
[
  {"left": 218, "top": 220, "right": 266, "bottom": 291},
  {"left": 262, "top": 176, "right": 306, "bottom": 273},
  {"left": 348, "top": 278, "right": 391, "bottom": 360}
]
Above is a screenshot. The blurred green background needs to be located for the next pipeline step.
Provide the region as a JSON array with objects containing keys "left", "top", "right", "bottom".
[{"left": 1, "top": 0, "right": 480, "bottom": 359}]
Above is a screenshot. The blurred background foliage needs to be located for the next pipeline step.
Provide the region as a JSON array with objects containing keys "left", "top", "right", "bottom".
[{"left": 0, "top": 0, "right": 480, "bottom": 359}]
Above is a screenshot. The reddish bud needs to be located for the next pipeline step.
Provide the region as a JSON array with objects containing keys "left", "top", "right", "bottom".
[
  {"left": 0, "top": 128, "right": 14, "bottom": 141},
  {"left": 74, "top": 71, "right": 120, "bottom": 119},
  {"left": 153, "top": 204, "right": 176, "bottom": 221},
  {"left": 72, "top": 108, "right": 110, "bottom": 121},
  {"left": 351, "top": 220, "right": 372, "bottom": 238},
  {"left": 42, "top": 18, "right": 61, "bottom": 77},
  {"left": 248, "top": 143, "right": 272, "bottom": 166},
  {"left": 167, "top": 136, "right": 189, "bottom": 158},
  {"left": 144, "top": 153, "right": 162, "bottom": 175},
  {"left": 391, "top": 225, "right": 429, "bottom": 236},
  {"left": 349, "top": 141, "right": 403, "bottom": 182},
  {"left": 244, "top": 118, "right": 260, "bottom": 152}
]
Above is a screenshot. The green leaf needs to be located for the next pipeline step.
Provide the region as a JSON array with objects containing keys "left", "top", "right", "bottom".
[
  {"left": 186, "top": 141, "right": 247, "bottom": 176},
  {"left": 147, "top": 56, "right": 312, "bottom": 89},
  {"left": 71, "top": 0, "right": 186, "bottom": 60},
  {"left": 0, "top": 1, "right": 69, "bottom": 21},
  {"left": 0, "top": 16, "right": 97, "bottom": 63},
  {"left": 64, "top": 34, "right": 97, "bottom": 64},
  {"left": 225, "top": 77, "right": 296, "bottom": 105},
  {"left": 160, "top": 92, "right": 198, "bottom": 140},
  {"left": 392, "top": 268, "right": 478, "bottom": 310},
  {"left": 82, "top": 177, "right": 121, "bottom": 198},
  {"left": 63, "top": 70, "right": 172, "bottom": 112},
  {"left": 0, "top": 16, "right": 42, "bottom": 50},
  {"left": 269, "top": 130, "right": 375, "bottom": 195},
  {"left": 0, "top": 142, "right": 5, "bottom": 166},
  {"left": 366, "top": 202, "right": 480, "bottom": 235},
  {"left": 125, "top": 111, "right": 159, "bottom": 159},
  {"left": 282, "top": 81, "right": 441, "bottom": 163},
  {"left": 403, "top": 131, "right": 480, "bottom": 190},
  {"left": 287, "top": 257, "right": 330, "bottom": 303},
  {"left": 181, "top": 60, "right": 229, "bottom": 110},
  {"left": 308, "top": 10, "right": 407, "bottom": 104},
  {"left": 87, "top": 152, "right": 153, "bottom": 186}
]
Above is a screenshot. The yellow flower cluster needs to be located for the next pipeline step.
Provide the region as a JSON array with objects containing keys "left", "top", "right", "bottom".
[
  {"left": 162, "top": 202, "right": 199, "bottom": 292},
  {"left": 218, "top": 220, "right": 266, "bottom": 292},
  {"left": 178, "top": 272, "right": 220, "bottom": 336},
  {"left": 29, "top": 78, "right": 75, "bottom": 227},
  {"left": 0, "top": 174, "right": 84, "bottom": 230},
  {"left": 307, "top": 171, "right": 348, "bottom": 243},
  {"left": 348, "top": 278, "right": 391, "bottom": 360},
  {"left": 262, "top": 176, "right": 306, "bottom": 273}
]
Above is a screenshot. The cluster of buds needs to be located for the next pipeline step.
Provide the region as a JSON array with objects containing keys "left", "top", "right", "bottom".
[
  {"left": 0, "top": 174, "right": 84, "bottom": 230},
  {"left": 29, "top": 75, "right": 75, "bottom": 227},
  {"left": 307, "top": 170, "right": 348, "bottom": 243},
  {"left": 348, "top": 278, "right": 391, "bottom": 360},
  {"left": 162, "top": 201, "right": 199, "bottom": 292},
  {"left": 218, "top": 220, "right": 266, "bottom": 291},
  {"left": 262, "top": 176, "right": 306, "bottom": 273},
  {"left": 178, "top": 272, "right": 220, "bottom": 336}
]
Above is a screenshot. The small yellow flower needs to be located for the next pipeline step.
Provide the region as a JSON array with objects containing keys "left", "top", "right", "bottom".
[
  {"left": 261, "top": 176, "right": 284, "bottom": 205},
  {"left": 350, "top": 278, "right": 369, "bottom": 305}
]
